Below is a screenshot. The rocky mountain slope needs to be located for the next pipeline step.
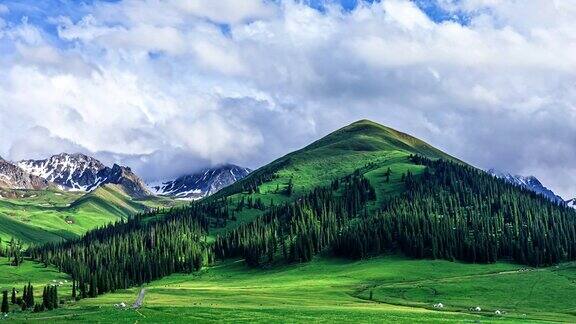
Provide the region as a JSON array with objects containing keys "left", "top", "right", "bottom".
[
  {"left": 18, "top": 153, "right": 151, "bottom": 198},
  {"left": 18, "top": 153, "right": 106, "bottom": 191},
  {"left": 149, "top": 164, "right": 251, "bottom": 200},
  {"left": 0, "top": 156, "right": 49, "bottom": 190}
]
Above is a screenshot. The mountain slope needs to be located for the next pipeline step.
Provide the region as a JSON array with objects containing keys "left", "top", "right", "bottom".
[
  {"left": 0, "top": 185, "right": 179, "bottom": 245},
  {"left": 567, "top": 198, "right": 576, "bottom": 209},
  {"left": 101, "top": 164, "right": 152, "bottom": 198},
  {"left": 18, "top": 153, "right": 105, "bottom": 191},
  {"left": 149, "top": 164, "right": 251, "bottom": 199},
  {"left": 23, "top": 119, "right": 576, "bottom": 323},
  {"left": 18, "top": 153, "right": 151, "bottom": 198},
  {"left": 212, "top": 119, "right": 460, "bottom": 221},
  {"left": 0, "top": 156, "right": 49, "bottom": 190},
  {"left": 488, "top": 169, "right": 565, "bottom": 204}
]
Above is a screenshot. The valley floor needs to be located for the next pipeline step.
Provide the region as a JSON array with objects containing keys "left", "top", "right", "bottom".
[{"left": 2, "top": 255, "right": 575, "bottom": 323}]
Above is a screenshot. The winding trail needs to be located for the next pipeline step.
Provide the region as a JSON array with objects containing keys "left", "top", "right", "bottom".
[{"left": 132, "top": 288, "right": 146, "bottom": 309}]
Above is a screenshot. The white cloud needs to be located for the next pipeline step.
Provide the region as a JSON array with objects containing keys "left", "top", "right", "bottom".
[
  {"left": 1, "top": 0, "right": 576, "bottom": 197},
  {"left": 173, "top": 0, "right": 276, "bottom": 24}
]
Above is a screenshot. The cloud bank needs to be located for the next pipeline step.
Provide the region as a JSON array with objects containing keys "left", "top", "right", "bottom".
[{"left": 0, "top": 0, "right": 575, "bottom": 197}]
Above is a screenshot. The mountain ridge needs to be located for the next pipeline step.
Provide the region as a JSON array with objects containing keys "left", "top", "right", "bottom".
[
  {"left": 213, "top": 119, "right": 461, "bottom": 200},
  {"left": 488, "top": 169, "right": 565, "bottom": 205},
  {"left": 0, "top": 156, "right": 49, "bottom": 190},
  {"left": 149, "top": 164, "right": 251, "bottom": 200},
  {"left": 17, "top": 153, "right": 152, "bottom": 198}
]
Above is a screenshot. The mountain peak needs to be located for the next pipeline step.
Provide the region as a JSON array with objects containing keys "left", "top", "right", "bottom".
[
  {"left": 567, "top": 198, "right": 576, "bottom": 209},
  {"left": 488, "top": 169, "right": 564, "bottom": 204},
  {"left": 301, "top": 119, "right": 457, "bottom": 162},
  {"left": 0, "top": 158, "right": 49, "bottom": 190},
  {"left": 17, "top": 153, "right": 151, "bottom": 197},
  {"left": 19, "top": 153, "right": 106, "bottom": 191},
  {"left": 149, "top": 164, "right": 251, "bottom": 199}
]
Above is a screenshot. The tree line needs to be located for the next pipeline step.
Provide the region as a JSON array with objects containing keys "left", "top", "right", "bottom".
[
  {"left": 29, "top": 210, "right": 213, "bottom": 299},
  {"left": 27, "top": 154, "right": 576, "bottom": 306},
  {"left": 333, "top": 156, "right": 576, "bottom": 266}
]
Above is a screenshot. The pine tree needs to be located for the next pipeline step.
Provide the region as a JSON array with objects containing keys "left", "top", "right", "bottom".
[
  {"left": 27, "top": 283, "right": 34, "bottom": 307},
  {"left": 11, "top": 288, "right": 16, "bottom": 304},
  {"left": 1, "top": 291, "right": 9, "bottom": 313},
  {"left": 43, "top": 286, "right": 54, "bottom": 310},
  {"left": 21, "top": 285, "right": 28, "bottom": 310}
]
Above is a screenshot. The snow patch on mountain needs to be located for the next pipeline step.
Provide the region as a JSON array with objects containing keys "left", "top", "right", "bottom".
[
  {"left": 19, "top": 153, "right": 106, "bottom": 191},
  {"left": 149, "top": 164, "right": 251, "bottom": 200},
  {"left": 0, "top": 156, "right": 49, "bottom": 190},
  {"left": 566, "top": 198, "right": 576, "bottom": 209},
  {"left": 18, "top": 153, "right": 151, "bottom": 197},
  {"left": 488, "top": 169, "right": 565, "bottom": 205}
]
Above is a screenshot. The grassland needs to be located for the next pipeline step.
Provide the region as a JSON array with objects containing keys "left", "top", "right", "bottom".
[
  {"left": 2, "top": 255, "right": 574, "bottom": 323},
  {"left": 0, "top": 185, "right": 181, "bottom": 245},
  {"left": 2, "top": 120, "right": 574, "bottom": 323}
]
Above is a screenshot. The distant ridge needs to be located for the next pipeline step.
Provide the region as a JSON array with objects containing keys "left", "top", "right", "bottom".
[
  {"left": 0, "top": 156, "right": 49, "bottom": 190},
  {"left": 149, "top": 164, "right": 251, "bottom": 200},
  {"left": 18, "top": 153, "right": 151, "bottom": 198},
  {"left": 488, "top": 169, "right": 565, "bottom": 205}
]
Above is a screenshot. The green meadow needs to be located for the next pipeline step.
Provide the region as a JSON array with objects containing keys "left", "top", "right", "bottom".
[
  {"left": 1, "top": 255, "right": 574, "bottom": 323},
  {"left": 0, "top": 185, "right": 181, "bottom": 245},
  {"left": 1, "top": 120, "right": 575, "bottom": 323}
]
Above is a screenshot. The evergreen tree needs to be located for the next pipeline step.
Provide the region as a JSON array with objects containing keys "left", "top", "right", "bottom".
[
  {"left": 52, "top": 286, "right": 58, "bottom": 309},
  {"left": 21, "top": 285, "right": 27, "bottom": 310},
  {"left": 11, "top": 288, "right": 16, "bottom": 304},
  {"left": 72, "top": 279, "right": 76, "bottom": 300},
  {"left": 1, "top": 291, "right": 8, "bottom": 313},
  {"left": 26, "top": 283, "right": 34, "bottom": 307}
]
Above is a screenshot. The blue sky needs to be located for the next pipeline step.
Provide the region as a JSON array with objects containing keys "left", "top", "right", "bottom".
[
  {"left": 1, "top": 0, "right": 576, "bottom": 198},
  {"left": 0, "top": 1, "right": 467, "bottom": 45}
]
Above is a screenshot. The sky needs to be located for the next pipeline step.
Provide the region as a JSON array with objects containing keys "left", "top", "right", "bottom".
[{"left": 0, "top": 0, "right": 575, "bottom": 198}]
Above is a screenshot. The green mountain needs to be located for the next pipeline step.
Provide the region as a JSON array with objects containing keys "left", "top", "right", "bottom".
[
  {"left": 212, "top": 119, "right": 459, "bottom": 228},
  {"left": 221, "top": 119, "right": 457, "bottom": 193},
  {"left": 4, "top": 120, "right": 576, "bottom": 322}
]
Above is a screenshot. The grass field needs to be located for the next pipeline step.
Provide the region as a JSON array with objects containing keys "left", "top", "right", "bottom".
[
  {"left": 2, "top": 255, "right": 574, "bottom": 323},
  {"left": 1, "top": 120, "right": 574, "bottom": 323},
  {"left": 0, "top": 185, "right": 181, "bottom": 245}
]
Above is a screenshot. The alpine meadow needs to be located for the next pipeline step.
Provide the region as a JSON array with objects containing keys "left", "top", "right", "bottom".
[{"left": 1, "top": 1, "right": 576, "bottom": 323}]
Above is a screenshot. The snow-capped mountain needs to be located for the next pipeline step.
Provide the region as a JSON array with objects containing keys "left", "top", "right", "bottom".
[
  {"left": 149, "top": 164, "right": 251, "bottom": 200},
  {"left": 488, "top": 169, "right": 565, "bottom": 204},
  {"left": 19, "top": 153, "right": 106, "bottom": 191},
  {"left": 18, "top": 153, "right": 151, "bottom": 198},
  {"left": 567, "top": 198, "right": 576, "bottom": 209},
  {"left": 0, "top": 156, "right": 49, "bottom": 190}
]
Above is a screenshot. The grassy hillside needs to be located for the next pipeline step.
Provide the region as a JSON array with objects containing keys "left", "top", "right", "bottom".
[
  {"left": 6, "top": 120, "right": 576, "bottom": 323},
  {"left": 211, "top": 120, "right": 458, "bottom": 231},
  {"left": 0, "top": 185, "right": 180, "bottom": 245},
  {"left": 4, "top": 256, "right": 575, "bottom": 322}
]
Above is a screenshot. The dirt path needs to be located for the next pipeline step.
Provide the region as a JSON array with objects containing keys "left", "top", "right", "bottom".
[{"left": 132, "top": 288, "right": 146, "bottom": 309}]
